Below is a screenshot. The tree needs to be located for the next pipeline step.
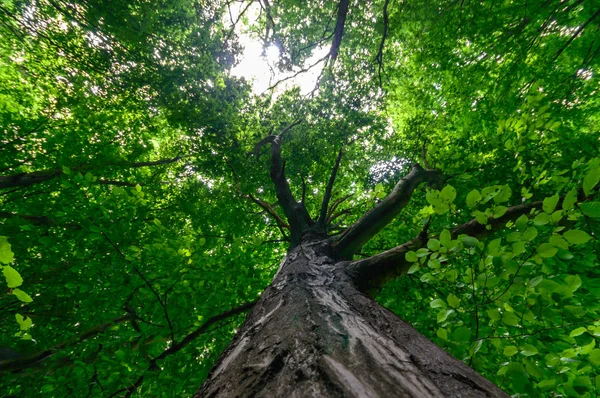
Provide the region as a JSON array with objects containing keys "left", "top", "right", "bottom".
[{"left": 1, "top": 0, "right": 599, "bottom": 397}]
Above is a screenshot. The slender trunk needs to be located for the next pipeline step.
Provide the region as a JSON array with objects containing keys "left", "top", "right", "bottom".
[{"left": 195, "top": 239, "right": 507, "bottom": 397}]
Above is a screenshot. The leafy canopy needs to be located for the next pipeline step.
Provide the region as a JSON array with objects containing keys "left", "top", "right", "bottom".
[{"left": 0, "top": 0, "right": 599, "bottom": 396}]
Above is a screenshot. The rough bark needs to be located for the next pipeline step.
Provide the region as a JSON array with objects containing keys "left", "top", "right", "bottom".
[{"left": 195, "top": 238, "right": 508, "bottom": 398}]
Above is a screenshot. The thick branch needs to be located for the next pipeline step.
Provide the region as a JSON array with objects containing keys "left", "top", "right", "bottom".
[
  {"left": 0, "top": 169, "right": 61, "bottom": 189},
  {"left": 0, "top": 312, "right": 135, "bottom": 373},
  {"left": 0, "top": 156, "right": 183, "bottom": 190},
  {"left": 318, "top": 147, "right": 343, "bottom": 225},
  {"left": 334, "top": 164, "right": 441, "bottom": 259},
  {"left": 270, "top": 136, "right": 313, "bottom": 244},
  {"left": 329, "top": 0, "right": 350, "bottom": 61},
  {"left": 345, "top": 199, "right": 552, "bottom": 295}
]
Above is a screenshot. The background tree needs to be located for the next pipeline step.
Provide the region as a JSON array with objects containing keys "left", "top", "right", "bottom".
[{"left": 0, "top": 0, "right": 599, "bottom": 396}]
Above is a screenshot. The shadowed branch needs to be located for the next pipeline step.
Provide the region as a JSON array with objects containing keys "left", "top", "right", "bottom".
[{"left": 334, "top": 164, "right": 441, "bottom": 259}]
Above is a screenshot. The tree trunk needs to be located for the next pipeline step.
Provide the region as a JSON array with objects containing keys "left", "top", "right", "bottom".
[{"left": 195, "top": 239, "right": 508, "bottom": 397}]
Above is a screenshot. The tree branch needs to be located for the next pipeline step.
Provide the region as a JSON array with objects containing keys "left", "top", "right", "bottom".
[
  {"left": 0, "top": 156, "right": 183, "bottom": 190},
  {"left": 0, "top": 312, "right": 135, "bottom": 373},
  {"left": 375, "top": 0, "right": 391, "bottom": 87},
  {"left": 329, "top": 0, "right": 350, "bottom": 62},
  {"left": 270, "top": 135, "right": 314, "bottom": 244},
  {"left": 0, "top": 169, "right": 61, "bottom": 189},
  {"left": 318, "top": 147, "right": 344, "bottom": 226},
  {"left": 334, "top": 164, "right": 441, "bottom": 259}
]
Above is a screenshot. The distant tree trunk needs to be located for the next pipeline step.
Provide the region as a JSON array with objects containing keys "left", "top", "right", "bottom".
[{"left": 195, "top": 238, "right": 508, "bottom": 398}]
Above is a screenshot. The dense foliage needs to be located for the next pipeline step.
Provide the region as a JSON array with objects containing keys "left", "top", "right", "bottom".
[{"left": 0, "top": 0, "right": 599, "bottom": 396}]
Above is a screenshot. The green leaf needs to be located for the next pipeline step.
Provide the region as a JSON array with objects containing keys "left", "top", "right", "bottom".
[
  {"left": 502, "top": 311, "right": 519, "bottom": 326},
  {"left": 536, "top": 243, "right": 557, "bottom": 258},
  {"left": 487, "top": 309, "right": 501, "bottom": 320},
  {"left": 549, "top": 235, "right": 569, "bottom": 250},
  {"left": 469, "top": 340, "right": 483, "bottom": 356},
  {"left": 0, "top": 236, "right": 14, "bottom": 264},
  {"left": 460, "top": 235, "right": 478, "bottom": 248},
  {"left": 537, "top": 379, "right": 555, "bottom": 390},
  {"left": 563, "top": 230, "right": 592, "bottom": 245},
  {"left": 569, "top": 327, "right": 587, "bottom": 337},
  {"left": 512, "top": 241, "right": 526, "bottom": 255},
  {"left": 522, "top": 227, "right": 538, "bottom": 241},
  {"left": 529, "top": 275, "right": 543, "bottom": 287},
  {"left": 515, "top": 214, "right": 528, "bottom": 230},
  {"left": 466, "top": 190, "right": 481, "bottom": 208},
  {"left": 2, "top": 266, "right": 23, "bottom": 288},
  {"left": 562, "top": 188, "right": 578, "bottom": 211},
  {"left": 474, "top": 211, "right": 488, "bottom": 225},
  {"left": 573, "top": 376, "right": 592, "bottom": 394},
  {"left": 426, "top": 190, "right": 442, "bottom": 206},
  {"left": 405, "top": 251, "right": 418, "bottom": 262},
  {"left": 503, "top": 346, "right": 518, "bottom": 356},
  {"left": 589, "top": 349, "right": 600, "bottom": 365},
  {"left": 493, "top": 206, "right": 507, "bottom": 218},
  {"left": 565, "top": 274, "right": 582, "bottom": 292},
  {"left": 487, "top": 238, "right": 502, "bottom": 255},
  {"left": 440, "top": 185, "right": 456, "bottom": 203},
  {"left": 407, "top": 263, "right": 420, "bottom": 274},
  {"left": 583, "top": 167, "right": 599, "bottom": 196},
  {"left": 437, "top": 309, "right": 453, "bottom": 323},
  {"left": 447, "top": 293, "right": 460, "bottom": 308},
  {"left": 521, "top": 344, "right": 538, "bottom": 356},
  {"left": 436, "top": 328, "right": 448, "bottom": 340},
  {"left": 542, "top": 194, "right": 559, "bottom": 214},
  {"left": 452, "top": 326, "right": 471, "bottom": 342},
  {"left": 494, "top": 185, "right": 512, "bottom": 204},
  {"left": 523, "top": 358, "right": 543, "bottom": 378},
  {"left": 532, "top": 212, "right": 550, "bottom": 226},
  {"left": 12, "top": 288, "right": 33, "bottom": 303},
  {"left": 433, "top": 203, "right": 449, "bottom": 215},
  {"left": 429, "top": 299, "right": 446, "bottom": 309},
  {"left": 427, "top": 239, "right": 440, "bottom": 251},
  {"left": 580, "top": 202, "right": 600, "bottom": 218},
  {"left": 440, "top": 229, "right": 451, "bottom": 247},
  {"left": 15, "top": 313, "right": 32, "bottom": 330}
]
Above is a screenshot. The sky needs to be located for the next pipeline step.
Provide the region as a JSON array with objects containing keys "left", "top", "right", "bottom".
[{"left": 227, "top": 4, "right": 328, "bottom": 95}]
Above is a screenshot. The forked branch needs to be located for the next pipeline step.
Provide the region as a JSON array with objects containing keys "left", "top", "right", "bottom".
[
  {"left": 270, "top": 135, "right": 314, "bottom": 244},
  {"left": 333, "top": 164, "right": 441, "bottom": 259}
]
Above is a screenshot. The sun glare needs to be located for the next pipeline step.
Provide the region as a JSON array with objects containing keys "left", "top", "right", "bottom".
[{"left": 227, "top": 4, "right": 327, "bottom": 95}]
